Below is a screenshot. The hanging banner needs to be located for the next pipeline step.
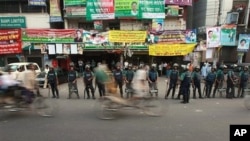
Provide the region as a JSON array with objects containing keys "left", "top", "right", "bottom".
[
  {"left": 206, "top": 27, "right": 221, "bottom": 48},
  {"left": 148, "top": 29, "right": 197, "bottom": 44},
  {"left": 165, "top": 5, "right": 179, "bottom": 16},
  {"left": 149, "top": 44, "right": 195, "bottom": 56},
  {"left": 86, "top": 0, "right": 115, "bottom": 20},
  {"left": 220, "top": 24, "right": 236, "bottom": 46},
  {"left": 115, "top": 0, "right": 139, "bottom": 18},
  {"left": 0, "top": 29, "right": 22, "bottom": 54},
  {"left": 28, "top": 0, "right": 46, "bottom": 6},
  {"left": 50, "top": 0, "right": 63, "bottom": 22},
  {"left": 138, "top": 0, "right": 165, "bottom": 19},
  {"left": 165, "top": 0, "right": 192, "bottom": 6},
  {"left": 152, "top": 19, "right": 164, "bottom": 32},
  {"left": 22, "top": 29, "right": 78, "bottom": 43},
  {"left": 64, "top": 0, "right": 86, "bottom": 6},
  {"left": 94, "top": 21, "right": 103, "bottom": 30},
  {"left": 237, "top": 34, "right": 250, "bottom": 52},
  {"left": 83, "top": 30, "right": 108, "bottom": 44},
  {"left": 195, "top": 40, "right": 206, "bottom": 51},
  {"left": 109, "top": 30, "right": 147, "bottom": 43}
]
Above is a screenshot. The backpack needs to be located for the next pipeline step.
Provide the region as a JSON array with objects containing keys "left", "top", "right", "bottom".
[{"left": 149, "top": 70, "right": 157, "bottom": 82}]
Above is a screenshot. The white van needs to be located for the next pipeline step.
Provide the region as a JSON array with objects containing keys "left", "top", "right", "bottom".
[{"left": 2, "top": 62, "right": 41, "bottom": 76}]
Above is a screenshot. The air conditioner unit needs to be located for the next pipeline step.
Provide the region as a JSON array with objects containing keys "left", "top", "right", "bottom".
[{"left": 225, "top": 12, "right": 239, "bottom": 24}]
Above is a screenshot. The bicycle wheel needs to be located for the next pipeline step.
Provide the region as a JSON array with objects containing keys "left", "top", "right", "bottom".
[
  {"left": 244, "top": 94, "right": 250, "bottom": 110},
  {"left": 94, "top": 98, "right": 116, "bottom": 120},
  {"left": 32, "top": 97, "right": 58, "bottom": 117},
  {"left": 142, "top": 98, "right": 162, "bottom": 117}
]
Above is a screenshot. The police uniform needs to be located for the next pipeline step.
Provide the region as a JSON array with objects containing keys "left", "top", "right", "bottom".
[
  {"left": 212, "top": 67, "right": 224, "bottom": 98},
  {"left": 180, "top": 70, "right": 191, "bottom": 103},
  {"left": 47, "top": 69, "right": 59, "bottom": 98},
  {"left": 68, "top": 70, "right": 79, "bottom": 99},
  {"left": 192, "top": 69, "right": 203, "bottom": 99},
  {"left": 238, "top": 69, "right": 249, "bottom": 98},
  {"left": 83, "top": 70, "right": 95, "bottom": 99},
  {"left": 205, "top": 70, "right": 216, "bottom": 98},
  {"left": 148, "top": 68, "right": 158, "bottom": 97},
  {"left": 226, "top": 68, "right": 235, "bottom": 98},
  {"left": 125, "top": 68, "right": 134, "bottom": 98},
  {"left": 113, "top": 69, "right": 124, "bottom": 97},
  {"left": 165, "top": 68, "right": 179, "bottom": 99}
]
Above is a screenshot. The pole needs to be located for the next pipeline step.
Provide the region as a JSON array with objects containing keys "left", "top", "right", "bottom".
[{"left": 244, "top": 0, "right": 250, "bottom": 32}]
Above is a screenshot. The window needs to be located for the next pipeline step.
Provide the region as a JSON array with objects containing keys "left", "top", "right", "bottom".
[
  {"left": 21, "top": 2, "right": 44, "bottom": 13},
  {"left": 0, "top": 1, "right": 20, "bottom": 13},
  {"left": 78, "top": 22, "right": 94, "bottom": 30}
]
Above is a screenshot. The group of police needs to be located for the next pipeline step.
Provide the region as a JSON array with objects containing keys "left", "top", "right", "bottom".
[
  {"left": 164, "top": 63, "right": 249, "bottom": 104},
  {"left": 64, "top": 61, "right": 249, "bottom": 104}
]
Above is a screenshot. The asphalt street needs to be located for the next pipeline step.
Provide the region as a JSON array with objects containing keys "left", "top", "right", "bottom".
[{"left": 0, "top": 76, "right": 250, "bottom": 141}]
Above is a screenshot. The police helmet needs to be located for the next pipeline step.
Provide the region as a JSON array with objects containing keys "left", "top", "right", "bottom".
[
  {"left": 173, "top": 63, "right": 178, "bottom": 67},
  {"left": 85, "top": 65, "right": 90, "bottom": 69}
]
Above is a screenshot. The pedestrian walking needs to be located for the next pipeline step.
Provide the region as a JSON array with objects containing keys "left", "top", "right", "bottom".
[
  {"left": 43, "top": 64, "right": 49, "bottom": 88},
  {"left": 94, "top": 63, "right": 109, "bottom": 98}
]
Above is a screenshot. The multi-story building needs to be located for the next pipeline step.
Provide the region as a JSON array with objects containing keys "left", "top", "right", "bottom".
[{"left": 188, "top": 0, "right": 250, "bottom": 64}]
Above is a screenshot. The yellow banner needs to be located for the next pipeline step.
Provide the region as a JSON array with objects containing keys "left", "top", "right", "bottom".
[
  {"left": 109, "top": 30, "right": 147, "bottom": 43},
  {"left": 149, "top": 44, "right": 196, "bottom": 56}
]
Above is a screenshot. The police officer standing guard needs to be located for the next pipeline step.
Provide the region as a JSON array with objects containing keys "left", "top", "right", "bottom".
[
  {"left": 113, "top": 64, "right": 124, "bottom": 98},
  {"left": 47, "top": 67, "right": 59, "bottom": 98},
  {"left": 180, "top": 66, "right": 191, "bottom": 104},
  {"left": 68, "top": 66, "right": 80, "bottom": 99},
  {"left": 165, "top": 63, "right": 179, "bottom": 99},
  {"left": 238, "top": 66, "right": 249, "bottom": 98},
  {"left": 83, "top": 65, "right": 95, "bottom": 99},
  {"left": 192, "top": 66, "right": 203, "bottom": 99}
]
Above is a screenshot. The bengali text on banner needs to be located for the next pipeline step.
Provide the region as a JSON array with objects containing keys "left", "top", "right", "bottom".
[
  {"left": 109, "top": 30, "right": 147, "bottom": 43},
  {"left": 149, "top": 44, "right": 195, "bottom": 56},
  {"left": 0, "top": 29, "right": 22, "bottom": 54}
]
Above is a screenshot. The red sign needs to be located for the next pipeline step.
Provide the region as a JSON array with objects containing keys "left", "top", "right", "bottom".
[{"left": 0, "top": 29, "right": 22, "bottom": 54}]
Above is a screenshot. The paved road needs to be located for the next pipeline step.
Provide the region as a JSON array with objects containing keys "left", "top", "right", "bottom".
[{"left": 0, "top": 77, "right": 250, "bottom": 141}]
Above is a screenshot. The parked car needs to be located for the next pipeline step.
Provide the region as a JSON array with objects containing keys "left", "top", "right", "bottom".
[
  {"left": 1, "top": 62, "right": 41, "bottom": 77},
  {"left": 36, "top": 67, "right": 68, "bottom": 87}
]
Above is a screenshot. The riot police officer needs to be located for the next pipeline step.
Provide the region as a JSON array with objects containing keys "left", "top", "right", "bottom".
[
  {"left": 165, "top": 63, "right": 179, "bottom": 99},
  {"left": 226, "top": 64, "right": 237, "bottom": 98},
  {"left": 192, "top": 66, "right": 203, "bottom": 99},
  {"left": 180, "top": 66, "right": 191, "bottom": 104},
  {"left": 83, "top": 65, "right": 95, "bottom": 99},
  {"left": 113, "top": 64, "right": 124, "bottom": 98},
  {"left": 68, "top": 66, "right": 79, "bottom": 99},
  {"left": 47, "top": 67, "right": 59, "bottom": 98},
  {"left": 124, "top": 64, "right": 134, "bottom": 98},
  {"left": 237, "top": 66, "right": 249, "bottom": 98},
  {"left": 205, "top": 67, "right": 216, "bottom": 98},
  {"left": 212, "top": 65, "right": 226, "bottom": 98}
]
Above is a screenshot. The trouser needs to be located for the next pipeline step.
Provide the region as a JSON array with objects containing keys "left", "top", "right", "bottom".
[
  {"left": 166, "top": 81, "right": 177, "bottom": 98},
  {"left": 115, "top": 80, "right": 123, "bottom": 97},
  {"left": 68, "top": 82, "right": 79, "bottom": 99},
  {"left": 226, "top": 81, "right": 235, "bottom": 98},
  {"left": 149, "top": 81, "right": 158, "bottom": 97},
  {"left": 49, "top": 82, "right": 59, "bottom": 98},
  {"left": 238, "top": 82, "right": 247, "bottom": 98},
  {"left": 43, "top": 75, "right": 48, "bottom": 88},
  {"left": 212, "top": 81, "right": 222, "bottom": 98},
  {"left": 205, "top": 81, "right": 213, "bottom": 98},
  {"left": 97, "top": 82, "right": 105, "bottom": 97},
  {"left": 193, "top": 82, "right": 202, "bottom": 98},
  {"left": 182, "top": 85, "right": 190, "bottom": 103},
  {"left": 85, "top": 84, "right": 95, "bottom": 99}
]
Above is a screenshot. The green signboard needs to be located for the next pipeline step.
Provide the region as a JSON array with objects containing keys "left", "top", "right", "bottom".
[
  {"left": 0, "top": 17, "right": 26, "bottom": 28},
  {"left": 138, "top": 0, "right": 165, "bottom": 19},
  {"left": 64, "top": 0, "right": 86, "bottom": 6},
  {"left": 115, "top": 0, "right": 139, "bottom": 17}
]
